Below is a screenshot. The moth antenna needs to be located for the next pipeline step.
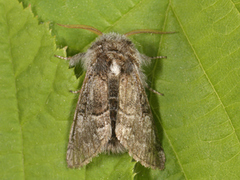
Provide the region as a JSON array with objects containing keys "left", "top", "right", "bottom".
[
  {"left": 124, "top": 29, "right": 175, "bottom": 37},
  {"left": 57, "top": 24, "right": 103, "bottom": 36}
]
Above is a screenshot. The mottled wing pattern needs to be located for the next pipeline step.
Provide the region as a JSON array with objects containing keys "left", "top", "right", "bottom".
[
  {"left": 115, "top": 65, "right": 165, "bottom": 169},
  {"left": 66, "top": 65, "right": 111, "bottom": 168}
]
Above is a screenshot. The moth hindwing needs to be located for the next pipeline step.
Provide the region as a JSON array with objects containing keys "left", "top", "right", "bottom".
[{"left": 57, "top": 24, "right": 170, "bottom": 170}]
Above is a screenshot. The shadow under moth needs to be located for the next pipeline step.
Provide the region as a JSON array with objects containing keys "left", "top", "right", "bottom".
[{"left": 56, "top": 24, "right": 173, "bottom": 169}]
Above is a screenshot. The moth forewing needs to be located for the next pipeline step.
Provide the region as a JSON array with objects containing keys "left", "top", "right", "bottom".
[
  {"left": 66, "top": 63, "right": 112, "bottom": 168},
  {"left": 57, "top": 24, "right": 169, "bottom": 169},
  {"left": 115, "top": 65, "right": 165, "bottom": 169}
]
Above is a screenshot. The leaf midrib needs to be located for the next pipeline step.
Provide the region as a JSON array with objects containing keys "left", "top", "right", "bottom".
[{"left": 149, "top": 1, "right": 189, "bottom": 179}]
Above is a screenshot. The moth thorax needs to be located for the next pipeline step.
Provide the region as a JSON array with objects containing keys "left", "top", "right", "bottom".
[{"left": 110, "top": 60, "right": 121, "bottom": 76}]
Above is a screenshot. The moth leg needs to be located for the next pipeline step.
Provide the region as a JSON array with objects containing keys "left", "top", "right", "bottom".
[
  {"left": 68, "top": 53, "right": 85, "bottom": 67},
  {"left": 69, "top": 90, "right": 81, "bottom": 94},
  {"left": 146, "top": 84, "right": 164, "bottom": 96},
  {"left": 140, "top": 54, "right": 167, "bottom": 66},
  {"left": 140, "top": 54, "right": 165, "bottom": 96},
  {"left": 54, "top": 55, "right": 71, "bottom": 60},
  {"left": 54, "top": 53, "right": 85, "bottom": 67},
  {"left": 55, "top": 53, "right": 85, "bottom": 94},
  {"left": 150, "top": 56, "right": 167, "bottom": 59}
]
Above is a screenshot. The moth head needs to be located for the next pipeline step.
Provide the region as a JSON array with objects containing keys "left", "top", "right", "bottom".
[{"left": 56, "top": 24, "right": 175, "bottom": 37}]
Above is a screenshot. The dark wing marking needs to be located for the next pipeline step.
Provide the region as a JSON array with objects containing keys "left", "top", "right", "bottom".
[
  {"left": 66, "top": 66, "right": 111, "bottom": 168},
  {"left": 115, "top": 65, "right": 165, "bottom": 169}
]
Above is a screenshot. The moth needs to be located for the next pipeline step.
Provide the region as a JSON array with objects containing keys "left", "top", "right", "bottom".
[{"left": 56, "top": 24, "right": 173, "bottom": 169}]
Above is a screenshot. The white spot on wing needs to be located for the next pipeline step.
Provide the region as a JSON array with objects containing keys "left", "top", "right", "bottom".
[{"left": 110, "top": 60, "right": 120, "bottom": 75}]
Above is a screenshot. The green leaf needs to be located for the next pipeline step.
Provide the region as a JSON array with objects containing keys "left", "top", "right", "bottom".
[{"left": 1, "top": 0, "right": 240, "bottom": 179}]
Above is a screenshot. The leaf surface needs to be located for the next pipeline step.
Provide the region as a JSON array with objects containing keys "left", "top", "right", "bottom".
[{"left": 1, "top": 0, "right": 240, "bottom": 179}]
